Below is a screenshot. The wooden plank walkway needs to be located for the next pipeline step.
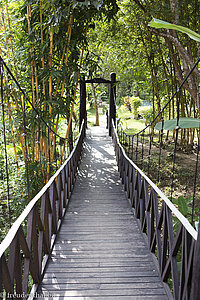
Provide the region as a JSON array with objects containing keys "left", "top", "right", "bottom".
[{"left": 37, "top": 126, "right": 170, "bottom": 300}]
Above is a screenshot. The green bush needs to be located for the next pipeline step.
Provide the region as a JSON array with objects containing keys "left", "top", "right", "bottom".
[{"left": 130, "top": 96, "right": 142, "bottom": 119}]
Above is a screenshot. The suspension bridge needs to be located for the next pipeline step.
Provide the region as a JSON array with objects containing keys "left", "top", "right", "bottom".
[{"left": 0, "top": 61, "right": 200, "bottom": 300}]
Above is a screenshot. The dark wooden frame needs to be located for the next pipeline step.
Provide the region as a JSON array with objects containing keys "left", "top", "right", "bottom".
[
  {"left": 0, "top": 120, "right": 85, "bottom": 300},
  {"left": 111, "top": 120, "right": 197, "bottom": 300},
  {"left": 79, "top": 73, "right": 116, "bottom": 136}
]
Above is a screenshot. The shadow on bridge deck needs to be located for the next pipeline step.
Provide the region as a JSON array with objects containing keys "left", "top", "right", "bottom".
[{"left": 36, "top": 125, "right": 170, "bottom": 300}]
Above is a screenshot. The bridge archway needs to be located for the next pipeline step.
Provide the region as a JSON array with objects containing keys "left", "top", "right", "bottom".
[{"left": 79, "top": 73, "right": 116, "bottom": 136}]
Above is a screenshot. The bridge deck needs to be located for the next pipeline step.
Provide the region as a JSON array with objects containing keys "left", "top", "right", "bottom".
[{"left": 37, "top": 126, "right": 169, "bottom": 300}]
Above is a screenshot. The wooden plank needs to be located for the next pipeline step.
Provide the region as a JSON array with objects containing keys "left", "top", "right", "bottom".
[
  {"left": 42, "top": 270, "right": 163, "bottom": 278},
  {"left": 50, "top": 254, "right": 151, "bottom": 260},
  {"left": 41, "top": 282, "right": 165, "bottom": 290},
  {"left": 42, "top": 276, "right": 162, "bottom": 284},
  {"left": 37, "top": 296, "right": 168, "bottom": 300},
  {"left": 37, "top": 288, "right": 167, "bottom": 296},
  {"left": 43, "top": 261, "right": 155, "bottom": 269}
]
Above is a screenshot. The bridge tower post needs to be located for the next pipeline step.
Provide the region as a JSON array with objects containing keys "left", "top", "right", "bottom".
[
  {"left": 191, "top": 219, "right": 200, "bottom": 300},
  {"left": 79, "top": 75, "right": 87, "bottom": 133},
  {"left": 109, "top": 72, "right": 116, "bottom": 136}
]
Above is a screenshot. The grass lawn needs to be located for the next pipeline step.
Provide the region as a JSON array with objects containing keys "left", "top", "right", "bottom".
[
  {"left": 117, "top": 105, "right": 151, "bottom": 134},
  {"left": 87, "top": 103, "right": 108, "bottom": 127}
]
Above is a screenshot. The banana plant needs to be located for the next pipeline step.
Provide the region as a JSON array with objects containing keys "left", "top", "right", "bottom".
[{"left": 149, "top": 18, "right": 200, "bottom": 43}]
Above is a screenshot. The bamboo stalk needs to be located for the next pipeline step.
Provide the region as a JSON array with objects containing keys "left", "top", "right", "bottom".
[
  {"left": 59, "top": 24, "right": 88, "bottom": 167},
  {"left": 5, "top": 4, "right": 14, "bottom": 57},
  {"left": 47, "top": 23, "right": 54, "bottom": 171},
  {"left": 1, "top": 8, "right": 10, "bottom": 58},
  {"left": 27, "top": 5, "right": 36, "bottom": 162},
  {"left": 40, "top": 1, "right": 49, "bottom": 176},
  {"left": 50, "top": 13, "right": 74, "bottom": 162},
  {"left": 91, "top": 83, "right": 99, "bottom": 126},
  {"left": 50, "top": 115, "right": 59, "bottom": 162},
  {"left": 18, "top": 132, "right": 26, "bottom": 162},
  {"left": 49, "top": 25, "right": 53, "bottom": 116},
  {"left": 59, "top": 13, "right": 74, "bottom": 98},
  {"left": 27, "top": 5, "right": 40, "bottom": 162},
  {"left": 40, "top": 0, "right": 46, "bottom": 96},
  {"left": 54, "top": 14, "right": 73, "bottom": 97},
  {"left": 7, "top": 99, "right": 19, "bottom": 169},
  {"left": 27, "top": 5, "right": 36, "bottom": 107},
  {"left": 1, "top": 5, "right": 23, "bottom": 111}
]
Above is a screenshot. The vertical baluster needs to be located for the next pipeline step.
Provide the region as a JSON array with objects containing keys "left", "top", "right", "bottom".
[
  {"left": 131, "top": 136, "right": 134, "bottom": 161},
  {"left": 57, "top": 173, "right": 63, "bottom": 219},
  {"left": 128, "top": 135, "right": 131, "bottom": 157},
  {"left": 135, "top": 172, "right": 142, "bottom": 219},
  {"left": 7, "top": 237, "right": 17, "bottom": 293},
  {"left": 23, "top": 209, "right": 36, "bottom": 293},
  {"left": 65, "top": 162, "right": 70, "bottom": 199},
  {"left": 0, "top": 258, "right": 2, "bottom": 299},
  {"left": 15, "top": 233, "right": 23, "bottom": 297},
  {"left": 140, "top": 179, "right": 147, "bottom": 232},
  {"left": 141, "top": 132, "right": 144, "bottom": 170},
  {"left": 47, "top": 192, "right": 53, "bottom": 248},
  {"left": 32, "top": 207, "right": 40, "bottom": 279},
  {"left": 161, "top": 203, "right": 168, "bottom": 276},
  {"left": 147, "top": 127, "right": 152, "bottom": 177},
  {"left": 69, "top": 159, "right": 72, "bottom": 193},
  {"left": 136, "top": 134, "right": 139, "bottom": 162},
  {"left": 157, "top": 114, "right": 164, "bottom": 182},
  {"left": 191, "top": 220, "right": 200, "bottom": 300},
  {"left": 62, "top": 167, "right": 67, "bottom": 208},
  {"left": 38, "top": 201, "right": 44, "bottom": 275},
  {"left": 1, "top": 254, "right": 13, "bottom": 295}
]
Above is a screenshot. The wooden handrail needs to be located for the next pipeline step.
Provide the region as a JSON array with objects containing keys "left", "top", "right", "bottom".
[
  {"left": 0, "top": 120, "right": 85, "bottom": 258},
  {"left": 0, "top": 119, "right": 85, "bottom": 299},
  {"left": 111, "top": 119, "right": 197, "bottom": 300},
  {"left": 112, "top": 120, "right": 197, "bottom": 240}
]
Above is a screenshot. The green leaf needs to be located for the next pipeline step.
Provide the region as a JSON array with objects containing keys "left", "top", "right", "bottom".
[
  {"left": 178, "top": 197, "right": 188, "bottom": 216},
  {"left": 155, "top": 117, "right": 200, "bottom": 131},
  {"left": 149, "top": 18, "right": 200, "bottom": 43}
]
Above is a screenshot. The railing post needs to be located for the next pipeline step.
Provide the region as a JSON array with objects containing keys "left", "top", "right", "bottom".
[
  {"left": 109, "top": 72, "right": 116, "bottom": 136},
  {"left": 190, "top": 219, "right": 200, "bottom": 300},
  {"left": 79, "top": 75, "right": 86, "bottom": 133},
  {"left": 0, "top": 258, "right": 2, "bottom": 300}
]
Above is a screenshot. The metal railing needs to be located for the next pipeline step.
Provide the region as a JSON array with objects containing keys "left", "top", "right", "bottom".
[
  {"left": 111, "top": 119, "right": 198, "bottom": 300},
  {"left": 0, "top": 120, "right": 85, "bottom": 300}
]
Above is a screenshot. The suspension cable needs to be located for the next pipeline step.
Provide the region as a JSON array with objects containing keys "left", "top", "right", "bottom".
[
  {"left": 23, "top": 95, "right": 30, "bottom": 201},
  {"left": 147, "top": 126, "right": 152, "bottom": 177},
  {"left": 170, "top": 89, "right": 181, "bottom": 201},
  {"left": 157, "top": 113, "right": 164, "bottom": 182},
  {"left": 192, "top": 126, "right": 200, "bottom": 224},
  {"left": 0, "top": 61, "right": 11, "bottom": 227}
]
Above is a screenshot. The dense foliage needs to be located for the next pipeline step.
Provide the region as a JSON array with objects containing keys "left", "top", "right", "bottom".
[
  {"left": 87, "top": 0, "right": 200, "bottom": 118},
  {"left": 0, "top": 0, "right": 119, "bottom": 240}
]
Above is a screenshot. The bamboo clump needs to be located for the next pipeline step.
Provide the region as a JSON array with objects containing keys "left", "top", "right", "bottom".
[
  {"left": 59, "top": 23, "right": 89, "bottom": 167},
  {"left": 0, "top": 2, "right": 88, "bottom": 191}
]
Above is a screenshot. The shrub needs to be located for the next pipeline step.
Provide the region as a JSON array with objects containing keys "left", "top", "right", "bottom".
[
  {"left": 123, "top": 96, "right": 132, "bottom": 112},
  {"left": 130, "top": 96, "right": 142, "bottom": 119}
]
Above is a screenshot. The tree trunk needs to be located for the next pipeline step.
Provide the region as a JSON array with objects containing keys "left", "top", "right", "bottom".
[{"left": 91, "top": 83, "right": 99, "bottom": 126}]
